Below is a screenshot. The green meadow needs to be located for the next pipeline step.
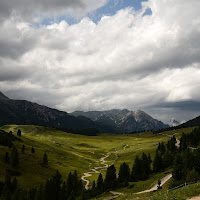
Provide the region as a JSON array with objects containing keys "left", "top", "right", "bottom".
[{"left": 0, "top": 125, "right": 197, "bottom": 198}]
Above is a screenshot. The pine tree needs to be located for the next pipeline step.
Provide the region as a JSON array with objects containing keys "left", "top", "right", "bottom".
[
  {"left": 53, "top": 170, "right": 62, "bottom": 199},
  {"left": 31, "top": 146, "right": 35, "bottom": 154},
  {"left": 35, "top": 183, "right": 44, "bottom": 200},
  {"left": 104, "top": 165, "right": 117, "bottom": 189},
  {"left": 43, "top": 152, "right": 48, "bottom": 167},
  {"left": 66, "top": 172, "right": 73, "bottom": 198},
  {"left": 12, "top": 177, "right": 18, "bottom": 192},
  {"left": 22, "top": 144, "right": 25, "bottom": 154},
  {"left": 131, "top": 156, "right": 141, "bottom": 181},
  {"left": 11, "top": 146, "right": 19, "bottom": 167},
  {"left": 69, "top": 191, "right": 76, "bottom": 200},
  {"left": 97, "top": 173, "right": 103, "bottom": 189},
  {"left": 141, "top": 153, "right": 149, "bottom": 180},
  {"left": 118, "top": 162, "right": 130, "bottom": 183},
  {"left": 153, "top": 151, "right": 162, "bottom": 172},
  {"left": 162, "top": 150, "right": 173, "bottom": 168},
  {"left": 92, "top": 180, "right": 96, "bottom": 190},
  {"left": 172, "top": 154, "right": 183, "bottom": 181},
  {"left": 160, "top": 142, "right": 166, "bottom": 155},
  {"left": 17, "top": 129, "right": 21, "bottom": 137},
  {"left": 4, "top": 152, "right": 9, "bottom": 163}
]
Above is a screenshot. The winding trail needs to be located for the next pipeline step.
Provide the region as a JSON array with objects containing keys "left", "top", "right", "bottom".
[
  {"left": 135, "top": 174, "right": 172, "bottom": 194},
  {"left": 81, "top": 143, "right": 130, "bottom": 190},
  {"left": 81, "top": 152, "right": 111, "bottom": 190},
  {"left": 102, "top": 133, "right": 181, "bottom": 200}
]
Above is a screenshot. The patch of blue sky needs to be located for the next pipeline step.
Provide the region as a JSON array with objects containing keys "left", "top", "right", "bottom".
[
  {"left": 88, "top": 0, "right": 149, "bottom": 23},
  {"left": 38, "top": 0, "right": 150, "bottom": 26}
]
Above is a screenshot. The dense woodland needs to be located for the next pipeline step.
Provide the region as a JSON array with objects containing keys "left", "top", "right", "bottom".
[{"left": 1, "top": 127, "right": 200, "bottom": 199}]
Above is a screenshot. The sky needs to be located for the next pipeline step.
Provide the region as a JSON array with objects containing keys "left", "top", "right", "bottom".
[{"left": 0, "top": 0, "right": 200, "bottom": 124}]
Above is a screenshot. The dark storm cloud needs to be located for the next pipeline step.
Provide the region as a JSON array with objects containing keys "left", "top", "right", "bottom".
[{"left": 156, "top": 101, "right": 200, "bottom": 111}]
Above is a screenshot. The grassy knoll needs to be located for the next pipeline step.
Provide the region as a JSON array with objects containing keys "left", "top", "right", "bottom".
[{"left": 0, "top": 125, "right": 195, "bottom": 193}]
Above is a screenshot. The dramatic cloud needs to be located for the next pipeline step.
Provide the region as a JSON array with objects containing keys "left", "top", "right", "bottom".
[
  {"left": 0, "top": 0, "right": 200, "bottom": 123},
  {"left": 0, "top": 0, "right": 108, "bottom": 21}
]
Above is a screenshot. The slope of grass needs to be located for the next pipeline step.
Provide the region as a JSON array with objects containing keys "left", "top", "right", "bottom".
[{"left": 0, "top": 125, "right": 195, "bottom": 192}]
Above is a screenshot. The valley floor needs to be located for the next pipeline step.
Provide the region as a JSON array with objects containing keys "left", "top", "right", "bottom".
[{"left": 0, "top": 125, "right": 199, "bottom": 200}]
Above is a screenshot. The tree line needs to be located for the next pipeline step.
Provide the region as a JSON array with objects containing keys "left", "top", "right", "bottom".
[
  {"left": 2, "top": 127, "right": 200, "bottom": 199},
  {"left": 170, "top": 127, "right": 200, "bottom": 188}
]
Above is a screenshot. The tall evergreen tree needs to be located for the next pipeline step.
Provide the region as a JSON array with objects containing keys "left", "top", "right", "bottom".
[
  {"left": 97, "top": 173, "right": 103, "bottom": 189},
  {"left": 104, "top": 165, "right": 117, "bottom": 189},
  {"left": 4, "top": 152, "right": 9, "bottom": 163},
  {"left": 12, "top": 177, "right": 18, "bottom": 192},
  {"left": 11, "top": 146, "right": 19, "bottom": 167},
  {"left": 31, "top": 146, "right": 35, "bottom": 154},
  {"left": 17, "top": 129, "right": 21, "bottom": 137},
  {"left": 22, "top": 144, "right": 25, "bottom": 154},
  {"left": 162, "top": 150, "right": 173, "bottom": 168},
  {"left": 131, "top": 156, "right": 141, "bottom": 181},
  {"left": 153, "top": 151, "right": 162, "bottom": 172},
  {"left": 43, "top": 152, "right": 48, "bottom": 167},
  {"left": 118, "top": 162, "right": 130, "bottom": 183},
  {"left": 92, "top": 180, "right": 96, "bottom": 190},
  {"left": 172, "top": 154, "right": 183, "bottom": 181}
]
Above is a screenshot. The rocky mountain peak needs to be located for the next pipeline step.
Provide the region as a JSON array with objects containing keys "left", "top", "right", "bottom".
[
  {"left": 0, "top": 91, "right": 9, "bottom": 100},
  {"left": 169, "top": 118, "right": 180, "bottom": 127}
]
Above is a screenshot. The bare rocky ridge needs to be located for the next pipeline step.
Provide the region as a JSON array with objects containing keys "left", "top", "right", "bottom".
[{"left": 72, "top": 109, "right": 169, "bottom": 133}]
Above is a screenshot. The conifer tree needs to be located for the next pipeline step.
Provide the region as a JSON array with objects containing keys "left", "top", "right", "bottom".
[
  {"left": 17, "top": 129, "right": 21, "bottom": 137},
  {"left": 104, "top": 165, "right": 117, "bottom": 189},
  {"left": 153, "top": 151, "right": 162, "bottom": 172},
  {"left": 69, "top": 191, "right": 76, "bottom": 200},
  {"left": 97, "top": 173, "right": 103, "bottom": 189},
  {"left": 12, "top": 177, "right": 18, "bottom": 192},
  {"left": 92, "top": 180, "right": 96, "bottom": 190},
  {"left": 160, "top": 142, "right": 166, "bottom": 155},
  {"left": 172, "top": 154, "right": 183, "bottom": 181},
  {"left": 131, "top": 156, "right": 141, "bottom": 181},
  {"left": 43, "top": 152, "right": 48, "bottom": 167},
  {"left": 162, "top": 150, "right": 173, "bottom": 168},
  {"left": 66, "top": 172, "right": 73, "bottom": 198},
  {"left": 11, "top": 146, "right": 19, "bottom": 167},
  {"left": 22, "top": 144, "right": 25, "bottom": 154},
  {"left": 35, "top": 183, "right": 44, "bottom": 200},
  {"left": 4, "top": 152, "right": 9, "bottom": 163},
  {"left": 31, "top": 146, "right": 35, "bottom": 154},
  {"left": 118, "top": 162, "right": 130, "bottom": 183}
]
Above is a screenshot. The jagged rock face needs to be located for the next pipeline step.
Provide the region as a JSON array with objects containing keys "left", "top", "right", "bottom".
[
  {"left": 169, "top": 118, "right": 180, "bottom": 127},
  {"left": 72, "top": 109, "right": 169, "bottom": 133}
]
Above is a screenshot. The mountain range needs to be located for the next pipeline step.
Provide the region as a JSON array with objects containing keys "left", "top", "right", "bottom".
[
  {"left": 2, "top": 91, "right": 199, "bottom": 134},
  {"left": 0, "top": 91, "right": 112, "bottom": 135},
  {"left": 71, "top": 109, "right": 169, "bottom": 133}
]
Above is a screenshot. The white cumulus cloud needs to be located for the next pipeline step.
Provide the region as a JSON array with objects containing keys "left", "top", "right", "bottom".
[{"left": 0, "top": 0, "right": 200, "bottom": 123}]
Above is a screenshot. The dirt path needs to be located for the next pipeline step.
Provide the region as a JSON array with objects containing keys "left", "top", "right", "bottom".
[
  {"left": 102, "top": 191, "right": 125, "bottom": 200},
  {"left": 160, "top": 133, "right": 180, "bottom": 148},
  {"left": 189, "top": 195, "right": 200, "bottom": 200},
  {"left": 81, "top": 152, "right": 111, "bottom": 190},
  {"left": 81, "top": 143, "right": 130, "bottom": 190},
  {"left": 135, "top": 174, "right": 172, "bottom": 194}
]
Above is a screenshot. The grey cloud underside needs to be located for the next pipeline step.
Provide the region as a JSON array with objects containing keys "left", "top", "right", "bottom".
[
  {"left": 156, "top": 101, "right": 200, "bottom": 111},
  {"left": 0, "top": 0, "right": 107, "bottom": 20}
]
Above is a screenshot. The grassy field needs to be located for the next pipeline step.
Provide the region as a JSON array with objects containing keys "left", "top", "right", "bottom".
[{"left": 0, "top": 125, "right": 196, "bottom": 194}]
